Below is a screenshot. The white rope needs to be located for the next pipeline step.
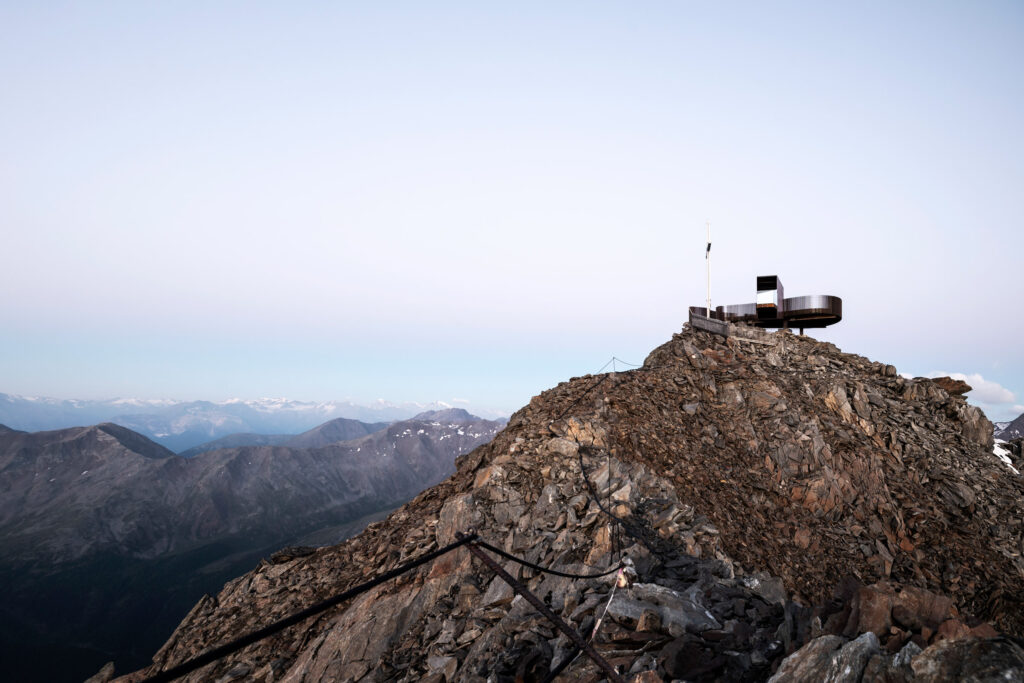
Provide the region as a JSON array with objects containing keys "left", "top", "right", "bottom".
[{"left": 589, "top": 567, "right": 626, "bottom": 642}]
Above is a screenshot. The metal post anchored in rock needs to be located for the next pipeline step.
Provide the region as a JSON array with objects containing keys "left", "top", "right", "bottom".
[{"left": 458, "top": 532, "right": 626, "bottom": 683}]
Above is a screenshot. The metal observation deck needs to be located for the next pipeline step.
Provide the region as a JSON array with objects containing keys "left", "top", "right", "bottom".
[{"left": 689, "top": 276, "right": 842, "bottom": 333}]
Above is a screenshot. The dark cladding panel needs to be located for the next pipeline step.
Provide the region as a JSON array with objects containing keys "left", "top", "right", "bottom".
[
  {"left": 689, "top": 309, "right": 730, "bottom": 337},
  {"left": 756, "top": 275, "right": 784, "bottom": 320}
]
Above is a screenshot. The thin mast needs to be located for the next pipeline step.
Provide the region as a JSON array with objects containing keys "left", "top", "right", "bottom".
[{"left": 705, "top": 220, "right": 711, "bottom": 317}]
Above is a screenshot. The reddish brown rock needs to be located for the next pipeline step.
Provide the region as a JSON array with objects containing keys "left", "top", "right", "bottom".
[
  {"left": 970, "top": 622, "right": 1000, "bottom": 639},
  {"left": 935, "top": 618, "right": 972, "bottom": 643},
  {"left": 891, "top": 586, "right": 953, "bottom": 631},
  {"left": 929, "top": 376, "right": 972, "bottom": 396},
  {"left": 853, "top": 584, "right": 896, "bottom": 637}
]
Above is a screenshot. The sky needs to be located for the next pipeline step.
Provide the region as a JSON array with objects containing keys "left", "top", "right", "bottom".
[{"left": 1, "top": 2, "right": 1022, "bottom": 420}]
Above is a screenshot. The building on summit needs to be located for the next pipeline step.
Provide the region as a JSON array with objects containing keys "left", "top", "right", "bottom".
[{"left": 690, "top": 275, "right": 842, "bottom": 336}]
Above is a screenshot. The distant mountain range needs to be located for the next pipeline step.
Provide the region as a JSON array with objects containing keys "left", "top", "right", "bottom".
[
  {"left": 0, "top": 409, "right": 503, "bottom": 683},
  {"left": 178, "top": 417, "right": 390, "bottom": 457},
  {"left": 995, "top": 411, "right": 1024, "bottom": 441},
  {"left": 0, "top": 393, "right": 507, "bottom": 452}
]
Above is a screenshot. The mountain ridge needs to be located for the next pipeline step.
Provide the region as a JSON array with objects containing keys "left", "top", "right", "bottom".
[
  {"left": 0, "top": 394, "right": 508, "bottom": 452},
  {"left": 996, "top": 411, "right": 1024, "bottom": 441},
  {"left": 284, "top": 417, "right": 390, "bottom": 449},
  {"left": 179, "top": 417, "right": 392, "bottom": 457},
  {"left": 1, "top": 413, "right": 504, "bottom": 682}
]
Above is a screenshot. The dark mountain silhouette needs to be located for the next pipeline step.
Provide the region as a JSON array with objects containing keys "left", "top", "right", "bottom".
[
  {"left": 283, "top": 417, "right": 389, "bottom": 449},
  {"left": 0, "top": 414, "right": 503, "bottom": 682},
  {"left": 178, "top": 417, "right": 390, "bottom": 457},
  {"left": 996, "top": 410, "right": 1024, "bottom": 441},
  {"left": 178, "top": 432, "right": 294, "bottom": 457}
]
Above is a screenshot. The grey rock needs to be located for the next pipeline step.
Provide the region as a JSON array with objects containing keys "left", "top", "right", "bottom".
[
  {"left": 545, "top": 437, "right": 579, "bottom": 457},
  {"left": 607, "top": 582, "right": 721, "bottom": 636},
  {"left": 741, "top": 572, "right": 788, "bottom": 606},
  {"left": 215, "top": 662, "right": 251, "bottom": 682},
  {"left": 822, "top": 631, "right": 879, "bottom": 682},
  {"left": 481, "top": 567, "right": 516, "bottom": 607},
  {"left": 767, "top": 635, "right": 845, "bottom": 682},
  {"left": 893, "top": 640, "right": 923, "bottom": 669},
  {"left": 911, "top": 637, "right": 1024, "bottom": 682},
  {"left": 84, "top": 662, "right": 115, "bottom": 683}
]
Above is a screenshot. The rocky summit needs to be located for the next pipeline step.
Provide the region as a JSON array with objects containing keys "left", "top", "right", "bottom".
[{"left": 113, "top": 323, "right": 1024, "bottom": 682}]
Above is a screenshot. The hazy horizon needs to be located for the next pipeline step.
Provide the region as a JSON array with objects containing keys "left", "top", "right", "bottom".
[{"left": 0, "top": 391, "right": 511, "bottom": 420}]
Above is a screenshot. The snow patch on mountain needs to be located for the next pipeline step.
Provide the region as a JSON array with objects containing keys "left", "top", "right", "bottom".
[{"left": 993, "top": 441, "right": 1020, "bottom": 474}]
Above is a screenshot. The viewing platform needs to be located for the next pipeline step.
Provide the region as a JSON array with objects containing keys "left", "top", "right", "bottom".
[{"left": 689, "top": 275, "right": 842, "bottom": 335}]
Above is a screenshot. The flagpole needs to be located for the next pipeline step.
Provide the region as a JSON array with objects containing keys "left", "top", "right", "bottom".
[{"left": 705, "top": 220, "right": 711, "bottom": 317}]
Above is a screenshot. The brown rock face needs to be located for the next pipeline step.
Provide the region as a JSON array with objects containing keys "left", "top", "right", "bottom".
[
  {"left": 115, "top": 323, "right": 1023, "bottom": 682},
  {"left": 891, "top": 586, "right": 954, "bottom": 632},
  {"left": 853, "top": 584, "right": 896, "bottom": 637},
  {"left": 927, "top": 376, "right": 972, "bottom": 397},
  {"left": 631, "top": 326, "right": 1019, "bottom": 632},
  {"left": 773, "top": 633, "right": 1024, "bottom": 682}
]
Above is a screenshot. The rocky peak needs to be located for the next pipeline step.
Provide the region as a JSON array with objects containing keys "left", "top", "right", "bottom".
[
  {"left": 0, "top": 423, "right": 174, "bottom": 486},
  {"left": 113, "top": 323, "right": 1023, "bottom": 682},
  {"left": 284, "top": 417, "right": 388, "bottom": 449},
  {"left": 94, "top": 422, "right": 177, "bottom": 459},
  {"left": 996, "top": 411, "right": 1024, "bottom": 441}
]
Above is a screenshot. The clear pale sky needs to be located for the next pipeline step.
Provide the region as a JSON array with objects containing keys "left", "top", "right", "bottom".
[{"left": 2, "top": 2, "right": 1022, "bottom": 420}]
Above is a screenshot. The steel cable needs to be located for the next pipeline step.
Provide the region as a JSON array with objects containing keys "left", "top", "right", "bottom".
[
  {"left": 140, "top": 533, "right": 479, "bottom": 683},
  {"left": 473, "top": 539, "right": 623, "bottom": 579}
]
